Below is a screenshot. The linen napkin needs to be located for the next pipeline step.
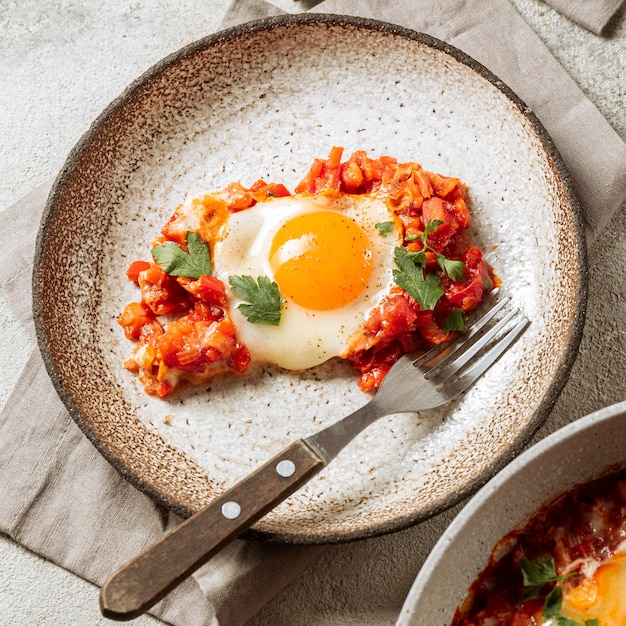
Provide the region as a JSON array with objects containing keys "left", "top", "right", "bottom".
[
  {"left": 545, "top": 0, "right": 624, "bottom": 34},
  {"left": 1, "top": 2, "right": 625, "bottom": 626}
]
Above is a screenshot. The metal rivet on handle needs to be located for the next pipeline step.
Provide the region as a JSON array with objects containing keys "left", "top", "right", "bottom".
[
  {"left": 276, "top": 459, "right": 296, "bottom": 477},
  {"left": 221, "top": 501, "right": 241, "bottom": 519}
]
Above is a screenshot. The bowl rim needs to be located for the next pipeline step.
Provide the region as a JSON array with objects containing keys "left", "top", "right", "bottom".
[
  {"left": 32, "top": 13, "right": 589, "bottom": 543},
  {"left": 397, "top": 399, "right": 626, "bottom": 624}
]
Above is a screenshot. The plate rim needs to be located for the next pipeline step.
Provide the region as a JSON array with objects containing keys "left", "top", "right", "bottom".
[{"left": 32, "top": 13, "right": 589, "bottom": 544}]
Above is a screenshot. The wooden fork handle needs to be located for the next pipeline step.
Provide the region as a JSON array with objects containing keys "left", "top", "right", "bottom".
[{"left": 99, "top": 439, "right": 325, "bottom": 621}]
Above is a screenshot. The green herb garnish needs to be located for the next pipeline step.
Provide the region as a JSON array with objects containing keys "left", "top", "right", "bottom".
[
  {"left": 152, "top": 231, "right": 212, "bottom": 279},
  {"left": 392, "top": 246, "right": 443, "bottom": 311},
  {"left": 439, "top": 256, "right": 466, "bottom": 282},
  {"left": 520, "top": 556, "right": 568, "bottom": 599},
  {"left": 442, "top": 308, "right": 465, "bottom": 332},
  {"left": 421, "top": 220, "right": 467, "bottom": 281},
  {"left": 520, "top": 557, "right": 597, "bottom": 626},
  {"left": 375, "top": 221, "right": 395, "bottom": 238},
  {"left": 229, "top": 275, "right": 282, "bottom": 326},
  {"left": 391, "top": 219, "right": 469, "bottom": 311}
]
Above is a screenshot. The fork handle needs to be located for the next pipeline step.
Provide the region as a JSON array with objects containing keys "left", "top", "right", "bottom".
[{"left": 99, "top": 439, "right": 325, "bottom": 621}]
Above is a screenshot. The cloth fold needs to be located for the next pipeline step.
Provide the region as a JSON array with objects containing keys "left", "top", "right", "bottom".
[
  {"left": 1, "top": 1, "right": 625, "bottom": 625},
  {"left": 545, "top": 0, "right": 624, "bottom": 34}
]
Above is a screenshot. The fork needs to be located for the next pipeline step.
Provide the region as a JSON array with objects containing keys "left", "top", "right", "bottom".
[{"left": 100, "top": 293, "right": 528, "bottom": 620}]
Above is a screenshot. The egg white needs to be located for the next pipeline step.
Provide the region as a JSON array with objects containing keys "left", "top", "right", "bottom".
[{"left": 213, "top": 194, "right": 400, "bottom": 370}]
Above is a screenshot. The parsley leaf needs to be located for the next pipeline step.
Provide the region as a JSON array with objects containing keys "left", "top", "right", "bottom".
[
  {"left": 408, "top": 249, "right": 428, "bottom": 267},
  {"left": 438, "top": 255, "right": 466, "bottom": 281},
  {"left": 443, "top": 308, "right": 465, "bottom": 332},
  {"left": 229, "top": 275, "right": 282, "bottom": 326},
  {"left": 393, "top": 247, "right": 443, "bottom": 311},
  {"left": 410, "top": 219, "right": 467, "bottom": 281},
  {"left": 521, "top": 556, "right": 562, "bottom": 599},
  {"left": 542, "top": 585, "right": 563, "bottom": 619},
  {"left": 424, "top": 219, "right": 443, "bottom": 238},
  {"left": 375, "top": 221, "right": 395, "bottom": 238},
  {"left": 152, "top": 231, "right": 212, "bottom": 279},
  {"left": 521, "top": 556, "right": 593, "bottom": 626}
]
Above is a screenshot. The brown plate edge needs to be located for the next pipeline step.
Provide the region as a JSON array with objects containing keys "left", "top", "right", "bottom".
[{"left": 31, "top": 13, "right": 589, "bottom": 544}]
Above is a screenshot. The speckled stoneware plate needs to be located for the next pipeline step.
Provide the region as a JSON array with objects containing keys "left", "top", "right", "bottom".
[
  {"left": 33, "top": 14, "right": 587, "bottom": 543},
  {"left": 397, "top": 400, "right": 626, "bottom": 625}
]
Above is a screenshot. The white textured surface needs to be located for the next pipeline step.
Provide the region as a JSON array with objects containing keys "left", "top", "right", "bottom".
[{"left": 1, "top": 1, "right": 625, "bottom": 625}]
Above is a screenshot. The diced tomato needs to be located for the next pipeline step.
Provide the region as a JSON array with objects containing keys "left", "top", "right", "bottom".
[
  {"left": 422, "top": 196, "right": 448, "bottom": 228},
  {"left": 383, "top": 163, "right": 430, "bottom": 213},
  {"left": 295, "top": 146, "right": 344, "bottom": 194},
  {"left": 125, "top": 260, "right": 151, "bottom": 282},
  {"left": 198, "top": 275, "right": 227, "bottom": 307},
  {"left": 351, "top": 288, "right": 420, "bottom": 351},
  {"left": 161, "top": 194, "right": 231, "bottom": 245},
  {"left": 354, "top": 341, "right": 405, "bottom": 392},
  {"left": 296, "top": 148, "right": 402, "bottom": 196},
  {"left": 154, "top": 381, "right": 173, "bottom": 398},
  {"left": 160, "top": 209, "right": 189, "bottom": 246},
  {"left": 422, "top": 197, "right": 453, "bottom": 247},
  {"left": 444, "top": 247, "right": 494, "bottom": 312},
  {"left": 248, "top": 179, "right": 291, "bottom": 200},
  {"left": 117, "top": 301, "right": 161, "bottom": 340},
  {"left": 180, "top": 274, "right": 228, "bottom": 308},
  {"left": 426, "top": 171, "right": 462, "bottom": 198},
  {"left": 158, "top": 317, "right": 201, "bottom": 371},
  {"left": 417, "top": 321, "right": 455, "bottom": 345},
  {"left": 294, "top": 158, "right": 324, "bottom": 194},
  {"left": 222, "top": 181, "right": 258, "bottom": 211},
  {"left": 340, "top": 159, "right": 365, "bottom": 193},
  {"left": 216, "top": 318, "right": 237, "bottom": 337},
  {"left": 448, "top": 196, "right": 471, "bottom": 230},
  {"left": 340, "top": 151, "right": 398, "bottom": 193},
  {"left": 510, "top": 613, "right": 536, "bottom": 626},
  {"left": 156, "top": 311, "right": 249, "bottom": 377},
  {"left": 347, "top": 288, "right": 442, "bottom": 390},
  {"left": 187, "top": 301, "right": 223, "bottom": 324},
  {"left": 139, "top": 264, "right": 191, "bottom": 315},
  {"left": 228, "top": 344, "right": 251, "bottom": 373},
  {"left": 248, "top": 179, "right": 268, "bottom": 192}
]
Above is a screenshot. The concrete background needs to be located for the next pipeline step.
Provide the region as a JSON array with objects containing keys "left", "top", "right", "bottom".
[{"left": 1, "top": 0, "right": 624, "bottom": 624}]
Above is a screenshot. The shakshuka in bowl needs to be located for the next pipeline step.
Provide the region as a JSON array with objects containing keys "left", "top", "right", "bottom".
[{"left": 398, "top": 400, "right": 626, "bottom": 626}]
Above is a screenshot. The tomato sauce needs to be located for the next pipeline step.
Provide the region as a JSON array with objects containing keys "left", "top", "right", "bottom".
[
  {"left": 118, "top": 147, "right": 497, "bottom": 397},
  {"left": 453, "top": 467, "right": 626, "bottom": 626}
]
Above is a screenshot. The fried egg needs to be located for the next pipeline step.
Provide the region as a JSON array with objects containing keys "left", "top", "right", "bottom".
[
  {"left": 213, "top": 193, "right": 400, "bottom": 370},
  {"left": 561, "top": 548, "right": 626, "bottom": 626}
]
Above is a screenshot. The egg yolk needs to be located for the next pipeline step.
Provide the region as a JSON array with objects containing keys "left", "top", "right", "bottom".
[
  {"left": 269, "top": 210, "right": 373, "bottom": 310},
  {"left": 562, "top": 553, "right": 626, "bottom": 626}
]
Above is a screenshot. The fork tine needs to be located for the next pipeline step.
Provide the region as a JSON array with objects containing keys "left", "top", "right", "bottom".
[
  {"left": 427, "top": 305, "right": 519, "bottom": 385},
  {"left": 436, "top": 316, "right": 529, "bottom": 399},
  {"left": 414, "top": 294, "right": 509, "bottom": 371}
]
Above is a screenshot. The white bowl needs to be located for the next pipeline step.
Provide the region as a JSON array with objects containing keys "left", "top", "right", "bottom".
[{"left": 398, "top": 399, "right": 626, "bottom": 624}]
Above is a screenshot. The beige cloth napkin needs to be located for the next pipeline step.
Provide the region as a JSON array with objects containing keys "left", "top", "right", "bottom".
[
  {"left": 546, "top": 0, "right": 624, "bottom": 34},
  {"left": 1, "top": 1, "right": 625, "bottom": 625}
]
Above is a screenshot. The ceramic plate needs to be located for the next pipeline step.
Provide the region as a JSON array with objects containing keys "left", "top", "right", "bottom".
[
  {"left": 33, "top": 15, "right": 586, "bottom": 543},
  {"left": 397, "top": 400, "right": 626, "bottom": 624}
]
